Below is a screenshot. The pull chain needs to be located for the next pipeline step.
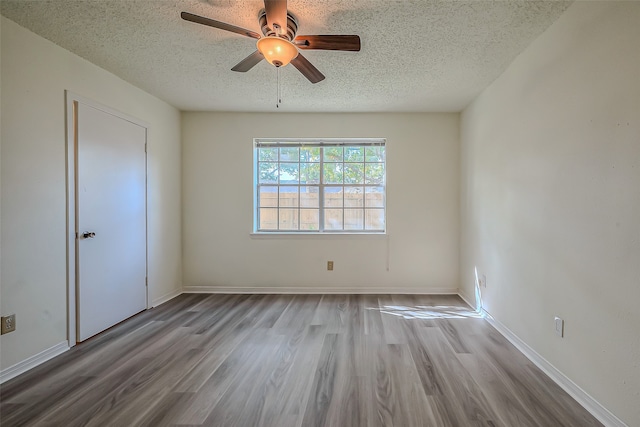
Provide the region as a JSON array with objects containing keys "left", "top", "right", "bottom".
[{"left": 276, "top": 66, "right": 282, "bottom": 108}]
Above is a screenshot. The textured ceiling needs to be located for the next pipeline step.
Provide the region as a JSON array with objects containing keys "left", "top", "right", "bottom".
[{"left": 1, "top": 0, "right": 572, "bottom": 112}]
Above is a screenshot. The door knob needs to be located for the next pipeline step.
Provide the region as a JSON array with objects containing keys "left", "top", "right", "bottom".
[{"left": 82, "top": 232, "right": 96, "bottom": 239}]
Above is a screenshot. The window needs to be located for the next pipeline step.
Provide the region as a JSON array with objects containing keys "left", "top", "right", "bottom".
[{"left": 254, "top": 138, "right": 386, "bottom": 233}]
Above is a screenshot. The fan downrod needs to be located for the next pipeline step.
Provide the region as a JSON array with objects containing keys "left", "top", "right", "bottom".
[{"left": 258, "top": 9, "right": 298, "bottom": 40}]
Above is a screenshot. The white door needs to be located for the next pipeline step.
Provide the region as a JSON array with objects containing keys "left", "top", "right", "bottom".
[{"left": 76, "top": 102, "right": 147, "bottom": 342}]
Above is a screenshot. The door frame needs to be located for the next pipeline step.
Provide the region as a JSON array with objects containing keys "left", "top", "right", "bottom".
[{"left": 65, "top": 91, "right": 149, "bottom": 347}]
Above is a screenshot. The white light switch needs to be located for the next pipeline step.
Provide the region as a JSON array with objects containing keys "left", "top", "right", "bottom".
[{"left": 554, "top": 317, "right": 564, "bottom": 337}]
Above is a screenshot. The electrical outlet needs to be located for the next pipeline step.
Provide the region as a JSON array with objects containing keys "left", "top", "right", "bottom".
[
  {"left": 554, "top": 316, "right": 564, "bottom": 337},
  {"left": 327, "top": 261, "right": 334, "bottom": 271},
  {"left": 1, "top": 314, "right": 16, "bottom": 334},
  {"left": 479, "top": 274, "right": 487, "bottom": 288}
]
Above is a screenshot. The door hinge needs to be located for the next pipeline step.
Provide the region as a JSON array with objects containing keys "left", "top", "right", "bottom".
[
  {"left": 144, "top": 143, "right": 147, "bottom": 153},
  {"left": 145, "top": 277, "right": 148, "bottom": 287}
]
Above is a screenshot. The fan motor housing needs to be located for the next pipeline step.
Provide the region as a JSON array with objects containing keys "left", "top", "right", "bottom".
[{"left": 258, "top": 9, "right": 298, "bottom": 40}]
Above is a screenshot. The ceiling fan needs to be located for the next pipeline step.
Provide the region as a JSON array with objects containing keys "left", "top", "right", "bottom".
[{"left": 181, "top": 0, "right": 361, "bottom": 84}]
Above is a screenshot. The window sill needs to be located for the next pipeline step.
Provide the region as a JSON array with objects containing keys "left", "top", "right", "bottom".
[{"left": 250, "top": 232, "right": 387, "bottom": 239}]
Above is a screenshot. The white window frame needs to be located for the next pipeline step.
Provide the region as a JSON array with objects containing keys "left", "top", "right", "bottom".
[{"left": 253, "top": 138, "right": 386, "bottom": 234}]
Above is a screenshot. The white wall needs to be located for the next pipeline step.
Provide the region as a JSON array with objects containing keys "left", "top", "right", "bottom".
[
  {"left": 460, "top": 2, "right": 640, "bottom": 425},
  {"left": 182, "top": 112, "right": 459, "bottom": 292},
  {"left": 0, "top": 17, "right": 182, "bottom": 370}
]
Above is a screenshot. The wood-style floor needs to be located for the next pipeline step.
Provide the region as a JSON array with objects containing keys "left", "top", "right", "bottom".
[{"left": 0, "top": 294, "right": 602, "bottom": 427}]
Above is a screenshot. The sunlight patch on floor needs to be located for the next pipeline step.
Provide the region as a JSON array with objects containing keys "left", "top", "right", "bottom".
[{"left": 371, "top": 305, "right": 483, "bottom": 320}]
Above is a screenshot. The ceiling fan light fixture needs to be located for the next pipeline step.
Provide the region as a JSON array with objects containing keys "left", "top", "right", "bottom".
[{"left": 257, "top": 36, "right": 298, "bottom": 67}]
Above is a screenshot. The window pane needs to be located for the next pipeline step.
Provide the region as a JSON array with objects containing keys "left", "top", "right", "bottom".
[
  {"left": 279, "top": 186, "right": 298, "bottom": 207},
  {"left": 324, "top": 187, "right": 343, "bottom": 207},
  {"left": 344, "top": 146, "right": 364, "bottom": 162},
  {"left": 279, "top": 163, "right": 299, "bottom": 184},
  {"left": 365, "top": 209, "right": 385, "bottom": 230},
  {"left": 300, "top": 163, "right": 320, "bottom": 184},
  {"left": 344, "top": 209, "right": 364, "bottom": 230},
  {"left": 259, "top": 147, "right": 278, "bottom": 161},
  {"left": 324, "top": 209, "right": 343, "bottom": 230},
  {"left": 365, "top": 163, "right": 385, "bottom": 185},
  {"left": 279, "top": 209, "right": 299, "bottom": 230},
  {"left": 280, "top": 147, "right": 299, "bottom": 162},
  {"left": 344, "top": 163, "right": 364, "bottom": 184},
  {"left": 323, "top": 163, "right": 343, "bottom": 184},
  {"left": 344, "top": 186, "right": 363, "bottom": 207},
  {"left": 300, "top": 209, "right": 319, "bottom": 230},
  {"left": 365, "top": 186, "right": 384, "bottom": 207},
  {"left": 323, "top": 147, "right": 343, "bottom": 162},
  {"left": 300, "top": 147, "right": 320, "bottom": 162},
  {"left": 259, "top": 186, "right": 278, "bottom": 207},
  {"left": 365, "top": 146, "right": 385, "bottom": 162},
  {"left": 259, "top": 208, "right": 278, "bottom": 230},
  {"left": 300, "top": 186, "right": 319, "bottom": 208},
  {"left": 259, "top": 162, "right": 278, "bottom": 184}
]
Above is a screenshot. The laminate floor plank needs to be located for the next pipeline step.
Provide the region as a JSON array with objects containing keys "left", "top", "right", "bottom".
[
  {"left": 301, "top": 333, "right": 339, "bottom": 427},
  {"left": 437, "top": 318, "right": 472, "bottom": 353},
  {"left": 173, "top": 328, "right": 253, "bottom": 393},
  {"left": 201, "top": 333, "right": 288, "bottom": 427},
  {"left": 85, "top": 346, "right": 208, "bottom": 427},
  {"left": 362, "top": 295, "right": 384, "bottom": 340},
  {"left": 206, "top": 319, "right": 319, "bottom": 427},
  {"left": 526, "top": 364, "right": 604, "bottom": 427},
  {"left": 474, "top": 328, "right": 602, "bottom": 427},
  {"left": 258, "top": 324, "right": 326, "bottom": 427},
  {"left": 386, "top": 343, "right": 437, "bottom": 427},
  {"left": 251, "top": 294, "right": 293, "bottom": 329},
  {"left": 37, "top": 356, "right": 156, "bottom": 427},
  {"left": 322, "top": 372, "right": 366, "bottom": 427},
  {"left": 371, "top": 342, "right": 397, "bottom": 427},
  {"left": 3, "top": 320, "right": 166, "bottom": 406},
  {"left": 0, "top": 294, "right": 603, "bottom": 427},
  {"left": 0, "top": 375, "right": 97, "bottom": 427},
  {"left": 191, "top": 294, "right": 253, "bottom": 335},
  {"left": 342, "top": 296, "right": 370, "bottom": 378},
  {"left": 272, "top": 295, "right": 322, "bottom": 332},
  {"left": 406, "top": 331, "right": 444, "bottom": 396},
  {"left": 455, "top": 351, "right": 541, "bottom": 427},
  {"left": 138, "top": 392, "right": 195, "bottom": 427},
  {"left": 452, "top": 319, "right": 548, "bottom": 426},
  {"left": 322, "top": 330, "right": 367, "bottom": 427},
  {"left": 39, "top": 327, "right": 198, "bottom": 427},
  {"left": 310, "top": 295, "right": 346, "bottom": 333},
  {"left": 176, "top": 329, "right": 276, "bottom": 425},
  {"left": 378, "top": 295, "right": 409, "bottom": 345},
  {"left": 413, "top": 325, "right": 504, "bottom": 426}
]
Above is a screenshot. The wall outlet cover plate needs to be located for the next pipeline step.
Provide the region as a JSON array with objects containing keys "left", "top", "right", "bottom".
[{"left": 1, "top": 314, "right": 16, "bottom": 334}]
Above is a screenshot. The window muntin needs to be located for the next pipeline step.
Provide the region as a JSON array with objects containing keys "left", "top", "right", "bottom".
[{"left": 255, "top": 139, "right": 386, "bottom": 233}]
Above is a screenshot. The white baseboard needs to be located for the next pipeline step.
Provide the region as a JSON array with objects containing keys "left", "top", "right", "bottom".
[
  {"left": 482, "top": 308, "right": 627, "bottom": 427},
  {"left": 151, "top": 288, "right": 183, "bottom": 307},
  {"left": 183, "top": 285, "right": 457, "bottom": 295},
  {"left": 0, "top": 341, "right": 69, "bottom": 384}
]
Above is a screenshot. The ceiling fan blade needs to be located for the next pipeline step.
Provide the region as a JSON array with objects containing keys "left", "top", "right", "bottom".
[
  {"left": 231, "top": 51, "right": 264, "bottom": 72},
  {"left": 264, "top": 0, "right": 288, "bottom": 36},
  {"left": 181, "top": 12, "right": 260, "bottom": 39},
  {"left": 291, "top": 53, "right": 325, "bottom": 84},
  {"left": 294, "top": 35, "right": 361, "bottom": 51}
]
